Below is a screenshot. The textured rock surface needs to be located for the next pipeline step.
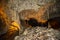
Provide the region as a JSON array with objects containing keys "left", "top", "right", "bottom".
[
  {"left": 5, "top": 0, "right": 59, "bottom": 23},
  {"left": 3, "top": 0, "right": 60, "bottom": 40},
  {"left": 15, "top": 27, "right": 60, "bottom": 40}
]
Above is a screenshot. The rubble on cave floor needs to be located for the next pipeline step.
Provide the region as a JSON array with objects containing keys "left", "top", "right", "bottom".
[{"left": 15, "top": 26, "right": 60, "bottom": 40}]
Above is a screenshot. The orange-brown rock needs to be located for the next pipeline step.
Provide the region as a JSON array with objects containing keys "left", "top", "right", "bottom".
[{"left": 0, "top": 6, "right": 20, "bottom": 40}]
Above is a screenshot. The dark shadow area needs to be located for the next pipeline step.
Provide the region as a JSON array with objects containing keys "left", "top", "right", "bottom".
[
  {"left": 24, "top": 18, "right": 48, "bottom": 27},
  {"left": 47, "top": 17, "right": 60, "bottom": 29},
  {"left": 25, "top": 18, "right": 39, "bottom": 27},
  {"left": 0, "top": 30, "right": 19, "bottom": 40}
]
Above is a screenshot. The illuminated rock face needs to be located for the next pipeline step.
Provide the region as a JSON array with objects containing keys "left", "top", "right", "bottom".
[
  {"left": 0, "top": 21, "right": 19, "bottom": 40},
  {"left": 19, "top": 9, "right": 37, "bottom": 20},
  {"left": 0, "top": 0, "right": 19, "bottom": 40},
  {"left": 0, "top": 8, "right": 19, "bottom": 40},
  {"left": 19, "top": 3, "right": 53, "bottom": 23}
]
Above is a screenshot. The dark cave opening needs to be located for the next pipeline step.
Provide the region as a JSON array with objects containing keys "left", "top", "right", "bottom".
[
  {"left": 25, "top": 18, "right": 47, "bottom": 27},
  {"left": 25, "top": 18, "right": 39, "bottom": 27}
]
